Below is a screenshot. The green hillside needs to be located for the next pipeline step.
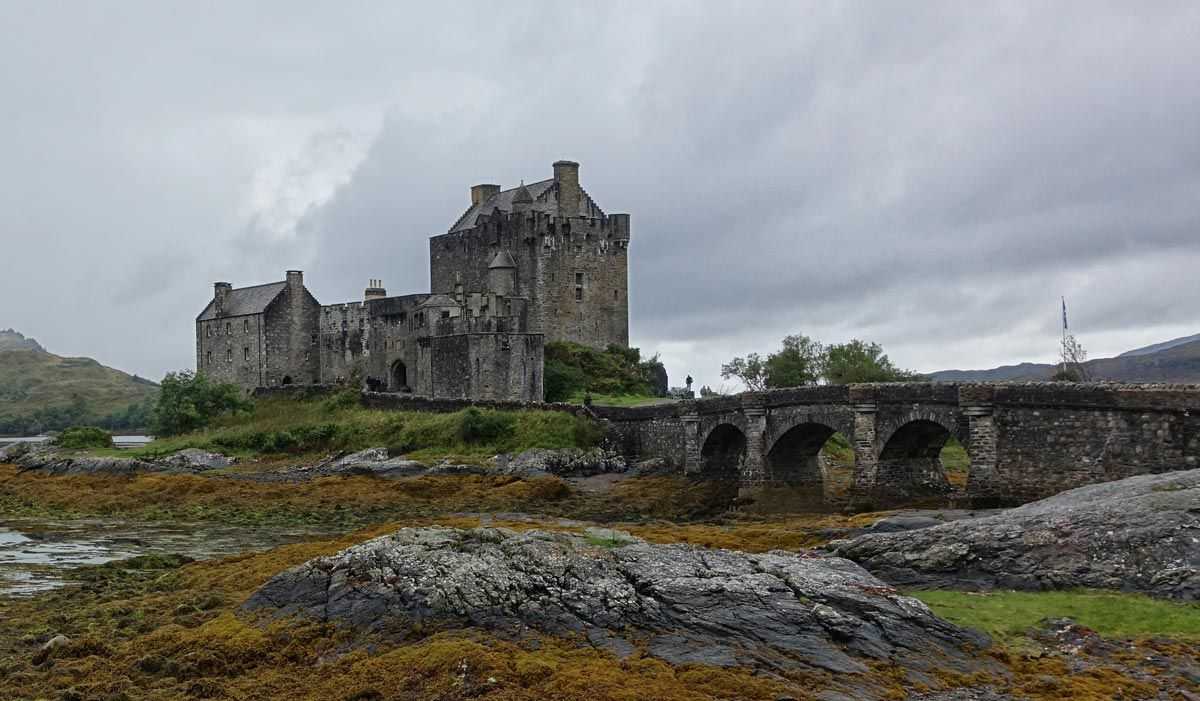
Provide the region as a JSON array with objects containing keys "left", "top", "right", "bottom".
[{"left": 0, "top": 331, "right": 158, "bottom": 434}]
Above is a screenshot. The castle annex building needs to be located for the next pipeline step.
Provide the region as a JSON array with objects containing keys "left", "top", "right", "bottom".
[{"left": 196, "top": 160, "right": 630, "bottom": 401}]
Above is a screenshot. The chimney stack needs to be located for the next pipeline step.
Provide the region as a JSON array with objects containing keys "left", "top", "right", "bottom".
[
  {"left": 553, "top": 160, "right": 580, "bottom": 216},
  {"left": 213, "top": 282, "right": 232, "bottom": 317},
  {"left": 365, "top": 278, "right": 387, "bottom": 300},
  {"left": 471, "top": 184, "right": 500, "bottom": 206}
]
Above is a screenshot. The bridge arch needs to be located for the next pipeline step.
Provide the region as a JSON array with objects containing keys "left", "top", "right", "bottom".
[
  {"left": 699, "top": 423, "right": 747, "bottom": 478},
  {"left": 763, "top": 421, "right": 843, "bottom": 509},
  {"left": 875, "top": 418, "right": 956, "bottom": 501}
]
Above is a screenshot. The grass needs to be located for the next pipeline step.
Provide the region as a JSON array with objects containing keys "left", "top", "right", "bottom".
[
  {"left": 0, "top": 348, "right": 157, "bottom": 428},
  {"left": 913, "top": 589, "right": 1200, "bottom": 641},
  {"left": 119, "top": 395, "right": 602, "bottom": 463}
]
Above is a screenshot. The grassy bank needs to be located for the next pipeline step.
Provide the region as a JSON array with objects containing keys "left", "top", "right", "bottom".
[
  {"left": 914, "top": 589, "right": 1200, "bottom": 641},
  {"left": 112, "top": 395, "right": 602, "bottom": 464}
]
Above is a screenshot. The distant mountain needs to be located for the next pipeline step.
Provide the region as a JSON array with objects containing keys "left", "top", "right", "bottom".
[
  {"left": 930, "top": 336, "right": 1200, "bottom": 383},
  {"left": 1118, "top": 333, "right": 1200, "bottom": 358},
  {"left": 0, "top": 330, "right": 158, "bottom": 434}
]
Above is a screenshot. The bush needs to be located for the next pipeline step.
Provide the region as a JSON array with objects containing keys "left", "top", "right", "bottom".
[
  {"left": 543, "top": 341, "right": 659, "bottom": 402},
  {"left": 457, "top": 408, "right": 516, "bottom": 444},
  {"left": 57, "top": 426, "right": 114, "bottom": 450}
]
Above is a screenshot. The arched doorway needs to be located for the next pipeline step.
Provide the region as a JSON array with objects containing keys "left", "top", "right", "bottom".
[
  {"left": 281, "top": 376, "right": 293, "bottom": 386},
  {"left": 390, "top": 360, "right": 410, "bottom": 392},
  {"left": 877, "top": 419, "right": 956, "bottom": 502},
  {"left": 763, "top": 422, "right": 845, "bottom": 510}
]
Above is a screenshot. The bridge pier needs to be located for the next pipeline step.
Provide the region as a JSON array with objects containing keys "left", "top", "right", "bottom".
[
  {"left": 681, "top": 412, "right": 701, "bottom": 475},
  {"left": 849, "top": 397, "right": 880, "bottom": 509},
  {"left": 961, "top": 385, "right": 1002, "bottom": 506},
  {"left": 737, "top": 404, "right": 767, "bottom": 502}
]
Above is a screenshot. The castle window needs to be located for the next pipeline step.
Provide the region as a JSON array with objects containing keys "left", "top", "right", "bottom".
[
  {"left": 225, "top": 348, "right": 232, "bottom": 362},
  {"left": 441, "top": 310, "right": 450, "bottom": 320},
  {"left": 243, "top": 319, "right": 249, "bottom": 334},
  {"left": 613, "top": 290, "right": 618, "bottom": 300},
  {"left": 206, "top": 326, "right": 212, "bottom": 338},
  {"left": 310, "top": 334, "right": 317, "bottom": 346},
  {"left": 575, "top": 288, "right": 583, "bottom": 301},
  {"left": 206, "top": 351, "right": 212, "bottom": 366},
  {"left": 243, "top": 347, "right": 250, "bottom": 361},
  {"left": 359, "top": 319, "right": 364, "bottom": 330},
  {"left": 575, "top": 272, "right": 584, "bottom": 285},
  {"left": 225, "top": 322, "right": 231, "bottom": 335}
]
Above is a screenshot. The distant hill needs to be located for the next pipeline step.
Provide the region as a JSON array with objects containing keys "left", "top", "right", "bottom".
[
  {"left": 930, "top": 336, "right": 1200, "bottom": 383},
  {"left": 1118, "top": 333, "right": 1200, "bottom": 358},
  {"left": 0, "top": 330, "right": 158, "bottom": 434}
]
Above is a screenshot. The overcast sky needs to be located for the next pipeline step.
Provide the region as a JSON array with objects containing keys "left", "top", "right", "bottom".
[{"left": 1, "top": 2, "right": 1198, "bottom": 391}]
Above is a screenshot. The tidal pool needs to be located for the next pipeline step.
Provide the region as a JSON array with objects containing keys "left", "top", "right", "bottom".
[{"left": 0, "top": 518, "right": 326, "bottom": 596}]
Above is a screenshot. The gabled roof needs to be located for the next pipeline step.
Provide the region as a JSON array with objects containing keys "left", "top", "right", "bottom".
[
  {"left": 448, "top": 178, "right": 603, "bottom": 233},
  {"left": 196, "top": 281, "right": 286, "bottom": 321}
]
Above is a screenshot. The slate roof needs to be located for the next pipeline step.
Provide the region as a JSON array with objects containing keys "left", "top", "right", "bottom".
[
  {"left": 196, "top": 281, "right": 286, "bottom": 321},
  {"left": 416, "top": 293, "right": 460, "bottom": 309},
  {"left": 488, "top": 249, "right": 517, "bottom": 269},
  {"left": 448, "top": 178, "right": 603, "bottom": 233}
]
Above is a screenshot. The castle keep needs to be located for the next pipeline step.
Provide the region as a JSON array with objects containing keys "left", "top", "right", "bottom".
[{"left": 196, "top": 160, "right": 630, "bottom": 401}]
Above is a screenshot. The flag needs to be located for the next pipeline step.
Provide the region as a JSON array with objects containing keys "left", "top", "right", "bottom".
[{"left": 1062, "top": 297, "right": 1068, "bottom": 332}]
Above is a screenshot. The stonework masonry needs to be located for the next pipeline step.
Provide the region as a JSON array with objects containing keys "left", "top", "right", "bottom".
[{"left": 197, "top": 161, "right": 629, "bottom": 401}]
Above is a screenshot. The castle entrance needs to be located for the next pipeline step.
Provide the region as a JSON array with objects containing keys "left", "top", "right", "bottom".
[{"left": 390, "top": 360, "right": 410, "bottom": 392}]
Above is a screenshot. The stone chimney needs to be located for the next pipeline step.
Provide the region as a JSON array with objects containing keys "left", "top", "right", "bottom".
[
  {"left": 365, "top": 278, "right": 387, "bottom": 300},
  {"left": 471, "top": 184, "right": 500, "bottom": 206},
  {"left": 553, "top": 160, "right": 580, "bottom": 216},
  {"left": 286, "top": 270, "right": 304, "bottom": 294},
  {"left": 213, "top": 282, "right": 232, "bottom": 317}
]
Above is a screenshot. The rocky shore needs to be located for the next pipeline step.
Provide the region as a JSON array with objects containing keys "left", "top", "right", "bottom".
[{"left": 829, "top": 468, "right": 1200, "bottom": 599}]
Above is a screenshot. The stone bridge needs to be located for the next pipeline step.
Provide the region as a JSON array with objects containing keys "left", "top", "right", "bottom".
[{"left": 595, "top": 382, "right": 1200, "bottom": 509}]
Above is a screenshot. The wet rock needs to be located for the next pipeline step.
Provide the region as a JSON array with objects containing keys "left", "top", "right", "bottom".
[
  {"left": 829, "top": 469, "right": 1200, "bottom": 599},
  {"left": 496, "top": 447, "right": 627, "bottom": 477},
  {"left": 158, "top": 448, "right": 235, "bottom": 471},
  {"left": 0, "top": 440, "right": 35, "bottom": 463},
  {"left": 245, "top": 527, "right": 988, "bottom": 675},
  {"left": 866, "top": 515, "right": 946, "bottom": 533},
  {"left": 32, "top": 634, "right": 70, "bottom": 665},
  {"left": 324, "top": 447, "right": 428, "bottom": 477}
]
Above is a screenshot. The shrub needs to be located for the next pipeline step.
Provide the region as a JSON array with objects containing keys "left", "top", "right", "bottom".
[
  {"left": 543, "top": 341, "right": 658, "bottom": 402},
  {"left": 57, "top": 426, "right": 114, "bottom": 450},
  {"left": 153, "top": 371, "right": 252, "bottom": 437},
  {"left": 457, "top": 408, "right": 515, "bottom": 444}
]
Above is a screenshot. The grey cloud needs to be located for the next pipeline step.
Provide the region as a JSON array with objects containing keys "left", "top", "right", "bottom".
[{"left": 0, "top": 2, "right": 1197, "bottom": 390}]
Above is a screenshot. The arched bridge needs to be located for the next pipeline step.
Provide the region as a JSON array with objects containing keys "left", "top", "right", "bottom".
[{"left": 595, "top": 382, "right": 1200, "bottom": 509}]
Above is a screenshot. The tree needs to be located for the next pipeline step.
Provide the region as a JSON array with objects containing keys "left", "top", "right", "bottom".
[
  {"left": 152, "top": 371, "right": 252, "bottom": 437},
  {"left": 822, "top": 340, "right": 921, "bottom": 384},
  {"left": 720, "top": 352, "right": 769, "bottom": 391},
  {"left": 765, "top": 334, "right": 824, "bottom": 388},
  {"left": 1053, "top": 333, "right": 1090, "bottom": 382}
]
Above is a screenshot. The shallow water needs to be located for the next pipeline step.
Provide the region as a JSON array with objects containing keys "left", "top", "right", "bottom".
[{"left": 0, "top": 518, "right": 325, "bottom": 596}]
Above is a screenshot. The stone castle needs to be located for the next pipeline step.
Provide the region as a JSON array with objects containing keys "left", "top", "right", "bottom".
[{"left": 196, "top": 161, "right": 630, "bottom": 401}]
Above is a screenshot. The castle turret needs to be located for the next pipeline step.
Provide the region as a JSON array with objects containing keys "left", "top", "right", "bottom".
[
  {"left": 553, "top": 160, "right": 580, "bottom": 216},
  {"left": 487, "top": 249, "right": 516, "bottom": 297},
  {"left": 364, "top": 278, "right": 387, "bottom": 300},
  {"left": 511, "top": 181, "right": 533, "bottom": 213}
]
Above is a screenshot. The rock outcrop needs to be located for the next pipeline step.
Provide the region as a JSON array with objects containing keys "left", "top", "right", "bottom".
[
  {"left": 495, "top": 447, "right": 627, "bottom": 477},
  {"left": 245, "top": 527, "right": 987, "bottom": 675},
  {"left": 829, "top": 469, "right": 1200, "bottom": 599},
  {"left": 3, "top": 443, "right": 234, "bottom": 476}
]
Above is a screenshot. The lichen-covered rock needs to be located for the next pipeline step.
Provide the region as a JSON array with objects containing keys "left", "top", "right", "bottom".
[
  {"left": 12, "top": 446, "right": 158, "bottom": 476},
  {"left": 245, "top": 527, "right": 987, "bottom": 675},
  {"left": 496, "top": 447, "right": 627, "bottom": 477},
  {"left": 829, "top": 469, "right": 1200, "bottom": 599},
  {"left": 159, "top": 448, "right": 236, "bottom": 471}
]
